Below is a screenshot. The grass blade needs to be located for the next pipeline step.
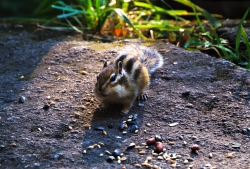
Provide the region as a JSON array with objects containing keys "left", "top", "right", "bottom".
[
  {"left": 235, "top": 8, "right": 250, "bottom": 54},
  {"left": 114, "top": 8, "right": 148, "bottom": 40}
]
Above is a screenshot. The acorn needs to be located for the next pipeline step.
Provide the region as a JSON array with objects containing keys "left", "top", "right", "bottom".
[
  {"left": 155, "top": 142, "right": 164, "bottom": 153},
  {"left": 146, "top": 137, "right": 156, "bottom": 145}
]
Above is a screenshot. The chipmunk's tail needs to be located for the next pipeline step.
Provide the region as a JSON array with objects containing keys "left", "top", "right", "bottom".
[
  {"left": 138, "top": 46, "right": 164, "bottom": 75},
  {"left": 118, "top": 45, "right": 164, "bottom": 75}
]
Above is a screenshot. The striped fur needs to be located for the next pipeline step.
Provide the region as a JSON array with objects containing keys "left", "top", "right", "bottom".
[{"left": 94, "top": 45, "right": 164, "bottom": 115}]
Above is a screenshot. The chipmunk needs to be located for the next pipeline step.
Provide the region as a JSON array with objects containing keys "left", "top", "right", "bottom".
[{"left": 94, "top": 45, "right": 164, "bottom": 115}]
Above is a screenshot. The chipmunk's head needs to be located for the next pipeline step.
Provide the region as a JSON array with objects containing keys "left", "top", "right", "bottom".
[{"left": 94, "top": 60, "right": 127, "bottom": 99}]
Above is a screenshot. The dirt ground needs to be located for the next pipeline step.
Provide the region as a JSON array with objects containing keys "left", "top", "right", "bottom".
[{"left": 0, "top": 24, "right": 250, "bottom": 169}]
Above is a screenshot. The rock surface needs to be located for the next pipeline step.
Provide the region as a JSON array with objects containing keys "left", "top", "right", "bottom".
[{"left": 0, "top": 24, "right": 249, "bottom": 168}]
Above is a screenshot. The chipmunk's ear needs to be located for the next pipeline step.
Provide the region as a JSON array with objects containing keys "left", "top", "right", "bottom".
[
  {"left": 103, "top": 61, "right": 108, "bottom": 68},
  {"left": 118, "top": 61, "right": 123, "bottom": 75}
]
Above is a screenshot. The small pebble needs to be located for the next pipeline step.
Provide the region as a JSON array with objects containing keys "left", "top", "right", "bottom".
[
  {"left": 107, "top": 122, "right": 114, "bottom": 128},
  {"left": 18, "top": 96, "right": 25, "bottom": 103},
  {"left": 95, "top": 126, "right": 104, "bottom": 131},
  {"left": 120, "top": 123, "right": 125, "bottom": 130},
  {"left": 130, "top": 125, "right": 138, "bottom": 133},
  {"left": 43, "top": 104, "right": 50, "bottom": 110},
  {"left": 127, "top": 143, "right": 136, "bottom": 149},
  {"left": 155, "top": 135, "right": 162, "bottom": 142},
  {"left": 139, "top": 151, "right": 146, "bottom": 155},
  {"left": 112, "top": 150, "right": 121, "bottom": 157},
  {"left": 132, "top": 114, "right": 138, "bottom": 121},
  {"left": 106, "top": 156, "right": 115, "bottom": 163}
]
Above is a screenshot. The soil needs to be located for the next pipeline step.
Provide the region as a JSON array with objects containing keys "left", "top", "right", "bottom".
[{"left": 0, "top": 24, "right": 250, "bottom": 169}]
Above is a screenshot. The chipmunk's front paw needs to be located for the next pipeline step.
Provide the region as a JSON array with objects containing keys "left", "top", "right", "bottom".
[{"left": 137, "top": 93, "right": 148, "bottom": 101}]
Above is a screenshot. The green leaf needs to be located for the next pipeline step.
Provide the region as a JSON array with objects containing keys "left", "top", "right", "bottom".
[
  {"left": 174, "top": 0, "right": 221, "bottom": 28},
  {"left": 240, "top": 25, "right": 250, "bottom": 58},
  {"left": 235, "top": 8, "right": 250, "bottom": 54},
  {"left": 184, "top": 37, "right": 206, "bottom": 48}
]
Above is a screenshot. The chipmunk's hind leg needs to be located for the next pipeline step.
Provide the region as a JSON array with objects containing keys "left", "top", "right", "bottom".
[{"left": 137, "top": 93, "right": 148, "bottom": 101}]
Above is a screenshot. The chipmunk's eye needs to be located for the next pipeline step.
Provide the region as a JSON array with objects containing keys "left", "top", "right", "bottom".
[{"left": 110, "top": 74, "right": 116, "bottom": 82}]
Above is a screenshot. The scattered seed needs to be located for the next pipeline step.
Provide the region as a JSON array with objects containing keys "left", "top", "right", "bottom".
[
  {"left": 183, "top": 159, "right": 188, "bottom": 164},
  {"left": 176, "top": 155, "right": 182, "bottom": 158},
  {"left": 135, "top": 164, "right": 141, "bottom": 168},
  {"left": 83, "top": 150, "right": 87, "bottom": 154},
  {"left": 226, "top": 153, "right": 233, "bottom": 158},
  {"left": 97, "top": 145, "right": 101, "bottom": 148},
  {"left": 152, "top": 153, "right": 158, "bottom": 156},
  {"left": 74, "top": 112, "right": 80, "bottom": 118},
  {"left": 145, "top": 163, "right": 152, "bottom": 168},
  {"left": 130, "top": 125, "right": 138, "bottom": 133},
  {"left": 141, "top": 142, "right": 147, "bottom": 146},
  {"left": 171, "top": 163, "right": 176, "bottom": 168},
  {"left": 127, "top": 119, "right": 132, "bottom": 122},
  {"left": 68, "top": 126, "right": 73, "bottom": 130},
  {"left": 117, "top": 160, "right": 121, "bottom": 164},
  {"left": 10, "top": 143, "right": 17, "bottom": 147},
  {"left": 122, "top": 131, "right": 127, "bottom": 135},
  {"left": 121, "top": 157, "right": 127, "bottom": 161},
  {"left": 183, "top": 141, "right": 187, "bottom": 145},
  {"left": 142, "top": 162, "right": 148, "bottom": 166},
  {"left": 128, "top": 115, "right": 133, "bottom": 119},
  {"left": 157, "top": 156, "right": 163, "bottom": 160},
  {"left": 187, "top": 157, "right": 194, "bottom": 161},
  {"left": 191, "top": 136, "right": 197, "bottom": 139},
  {"left": 81, "top": 71, "right": 88, "bottom": 75},
  {"left": 208, "top": 153, "right": 213, "bottom": 158},
  {"left": 98, "top": 142, "right": 104, "bottom": 147},
  {"left": 134, "top": 146, "right": 141, "bottom": 149},
  {"left": 135, "top": 129, "right": 138, "bottom": 134},
  {"left": 120, "top": 153, "right": 124, "bottom": 156},
  {"left": 102, "top": 130, "right": 107, "bottom": 135},
  {"left": 105, "top": 150, "right": 111, "bottom": 155},
  {"left": 169, "top": 122, "right": 179, "bottom": 127},
  {"left": 169, "top": 142, "right": 175, "bottom": 145},
  {"left": 144, "top": 130, "right": 147, "bottom": 133},
  {"left": 122, "top": 166, "right": 126, "bottom": 169},
  {"left": 146, "top": 156, "right": 152, "bottom": 161},
  {"left": 84, "top": 124, "right": 90, "bottom": 128},
  {"left": 139, "top": 151, "right": 146, "bottom": 155},
  {"left": 88, "top": 146, "right": 94, "bottom": 150},
  {"left": 171, "top": 160, "right": 176, "bottom": 164},
  {"left": 146, "top": 123, "right": 151, "bottom": 127},
  {"left": 93, "top": 144, "right": 98, "bottom": 148},
  {"left": 99, "top": 153, "right": 103, "bottom": 157}
]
